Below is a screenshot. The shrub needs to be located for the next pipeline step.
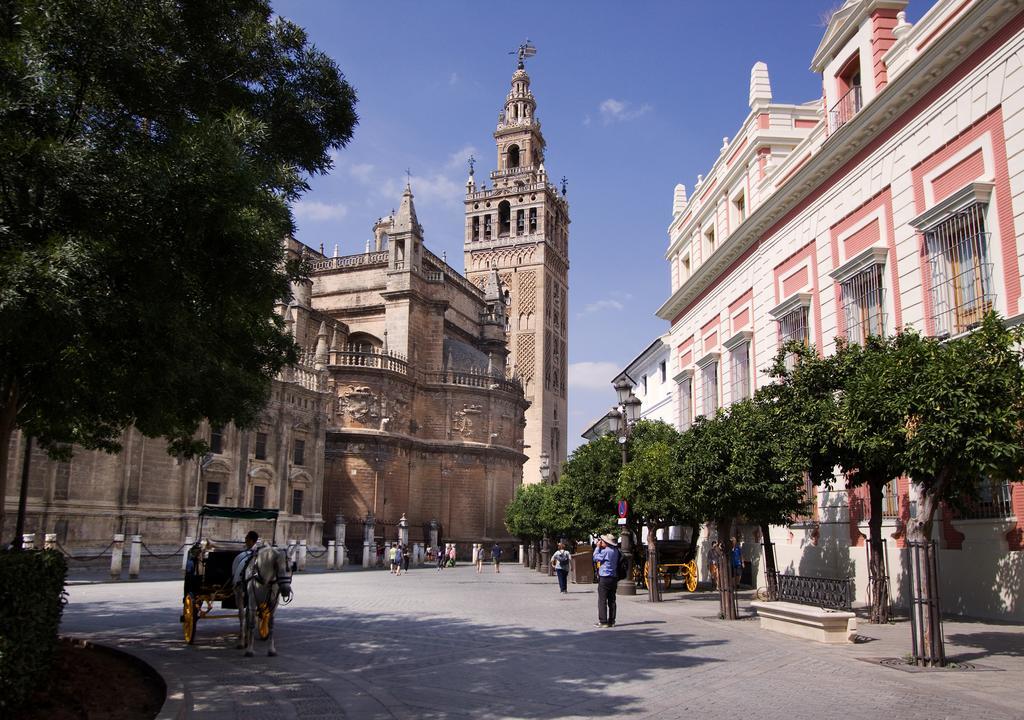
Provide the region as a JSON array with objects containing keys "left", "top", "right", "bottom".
[{"left": 0, "top": 550, "right": 68, "bottom": 714}]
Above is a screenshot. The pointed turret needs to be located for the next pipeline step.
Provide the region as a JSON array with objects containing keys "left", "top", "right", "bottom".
[
  {"left": 673, "top": 184, "right": 688, "bottom": 216},
  {"left": 314, "top": 321, "right": 329, "bottom": 369},
  {"left": 749, "top": 61, "right": 772, "bottom": 109},
  {"left": 392, "top": 184, "right": 420, "bottom": 235}
]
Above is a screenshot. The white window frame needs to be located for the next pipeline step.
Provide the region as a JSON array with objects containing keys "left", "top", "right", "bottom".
[
  {"left": 674, "top": 369, "right": 694, "bottom": 431},
  {"left": 723, "top": 330, "right": 753, "bottom": 403},
  {"left": 769, "top": 293, "right": 812, "bottom": 369},
  {"left": 696, "top": 351, "right": 720, "bottom": 418},
  {"left": 830, "top": 246, "right": 889, "bottom": 344}
]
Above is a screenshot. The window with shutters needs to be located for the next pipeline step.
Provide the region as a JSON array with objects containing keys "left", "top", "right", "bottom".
[{"left": 925, "top": 203, "right": 993, "bottom": 337}]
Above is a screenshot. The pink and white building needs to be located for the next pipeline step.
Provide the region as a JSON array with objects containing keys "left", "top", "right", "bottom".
[{"left": 657, "top": 0, "right": 1024, "bottom": 620}]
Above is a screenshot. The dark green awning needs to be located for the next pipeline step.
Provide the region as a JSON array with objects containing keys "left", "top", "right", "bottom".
[{"left": 199, "top": 505, "right": 279, "bottom": 521}]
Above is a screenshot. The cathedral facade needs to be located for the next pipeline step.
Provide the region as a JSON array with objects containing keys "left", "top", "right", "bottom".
[{"left": 2, "top": 60, "right": 551, "bottom": 556}]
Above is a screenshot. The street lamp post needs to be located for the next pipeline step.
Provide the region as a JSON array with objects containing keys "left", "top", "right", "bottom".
[
  {"left": 607, "top": 381, "right": 643, "bottom": 596},
  {"left": 539, "top": 452, "right": 552, "bottom": 575}
]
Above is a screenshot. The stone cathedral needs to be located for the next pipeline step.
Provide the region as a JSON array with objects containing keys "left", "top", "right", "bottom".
[
  {"left": 463, "top": 54, "right": 570, "bottom": 484},
  {"left": 2, "top": 53, "right": 567, "bottom": 555}
]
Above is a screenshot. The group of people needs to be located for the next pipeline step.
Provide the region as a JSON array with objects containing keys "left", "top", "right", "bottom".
[
  {"left": 386, "top": 542, "right": 411, "bottom": 575},
  {"left": 707, "top": 538, "right": 745, "bottom": 590},
  {"left": 470, "top": 543, "right": 503, "bottom": 573}
]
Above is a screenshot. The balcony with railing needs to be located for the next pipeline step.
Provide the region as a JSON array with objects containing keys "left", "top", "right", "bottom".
[{"left": 828, "top": 85, "right": 862, "bottom": 134}]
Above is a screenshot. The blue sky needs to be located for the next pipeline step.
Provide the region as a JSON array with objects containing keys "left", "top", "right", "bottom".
[{"left": 273, "top": 0, "right": 935, "bottom": 451}]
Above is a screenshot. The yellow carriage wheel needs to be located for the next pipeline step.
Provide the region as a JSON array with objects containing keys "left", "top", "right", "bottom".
[
  {"left": 257, "top": 602, "right": 271, "bottom": 640},
  {"left": 641, "top": 561, "right": 651, "bottom": 589},
  {"left": 182, "top": 594, "right": 197, "bottom": 644},
  {"left": 685, "top": 560, "right": 698, "bottom": 592}
]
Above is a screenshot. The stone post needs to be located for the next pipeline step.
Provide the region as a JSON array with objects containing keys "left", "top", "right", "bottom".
[
  {"left": 298, "top": 539, "right": 307, "bottom": 571},
  {"left": 335, "top": 516, "right": 347, "bottom": 568},
  {"left": 21, "top": 533, "right": 36, "bottom": 550},
  {"left": 327, "top": 540, "right": 336, "bottom": 570},
  {"left": 44, "top": 533, "right": 57, "bottom": 551},
  {"left": 429, "top": 519, "right": 439, "bottom": 554},
  {"left": 182, "top": 536, "right": 194, "bottom": 572},
  {"left": 541, "top": 537, "right": 552, "bottom": 576},
  {"left": 128, "top": 534, "right": 142, "bottom": 579},
  {"left": 110, "top": 533, "right": 125, "bottom": 580},
  {"left": 362, "top": 514, "right": 375, "bottom": 569},
  {"left": 398, "top": 513, "right": 409, "bottom": 548}
]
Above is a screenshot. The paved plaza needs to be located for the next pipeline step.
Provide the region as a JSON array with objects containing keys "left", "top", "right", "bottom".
[{"left": 62, "top": 563, "right": 1023, "bottom": 720}]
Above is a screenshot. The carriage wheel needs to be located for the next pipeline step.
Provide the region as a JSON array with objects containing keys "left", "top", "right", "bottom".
[
  {"left": 685, "top": 560, "right": 698, "bottom": 592},
  {"left": 257, "top": 603, "right": 271, "bottom": 640},
  {"left": 182, "top": 594, "right": 197, "bottom": 644},
  {"left": 641, "top": 561, "right": 651, "bottom": 589}
]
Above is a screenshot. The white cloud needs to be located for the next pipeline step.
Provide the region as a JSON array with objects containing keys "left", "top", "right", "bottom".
[
  {"left": 568, "top": 361, "right": 620, "bottom": 391},
  {"left": 599, "top": 98, "right": 653, "bottom": 124},
  {"left": 379, "top": 173, "right": 462, "bottom": 208},
  {"left": 293, "top": 199, "right": 348, "bottom": 222},
  {"left": 579, "top": 299, "right": 624, "bottom": 317},
  {"left": 445, "top": 145, "right": 479, "bottom": 171},
  {"left": 348, "top": 163, "right": 375, "bottom": 183}
]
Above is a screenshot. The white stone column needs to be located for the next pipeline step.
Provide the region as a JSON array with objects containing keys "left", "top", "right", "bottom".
[
  {"left": 21, "top": 533, "right": 35, "bottom": 550},
  {"left": 326, "top": 540, "right": 335, "bottom": 570},
  {"left": 298, "top": 539, "right": 307, "bottom": 571},
  {"left": 128, "top": 534, "right": 142, "bottom": 579},
  {"left": 44, "top": 533, "right": 57, "bottom": 551},
  {"left": 182, "top": 536, "right": 194, "bottom": 572},
  {"left": 334, "top": 516, "right": 346, "bottom": 569},
  {"left": 110, "top": 533, "right": 125, "bottom": 580}
]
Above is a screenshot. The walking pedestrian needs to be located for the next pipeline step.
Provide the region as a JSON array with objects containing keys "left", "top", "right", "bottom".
[
  {"left": 436, "top": 545, "right": 445, "bottom": 572},
  {"left": 551, "top": 542, "right": 571, "bottom": 594},
  {"left": 447, "top": 544, "right": 457, "bottom": 567},
  {"left": 390, "top": 543, "right": 401, "bottom": 575},
  {"left": 592, "top": 534, "right": 620, "bottom": 628},
  {"left": 491, "top": 543, "right": 502, "bottom": 573},
  {"left": 402, "top": 544, "right": 411, "bottom": 573},
  {"left": 708, "top": 540, "right": 721, "bottom": 590},
  {"left": 475, "top": 544, "right": 485, "bottom": 573},
  {"left": 731, "top": 537, "right": 742, "bottom": 589}
]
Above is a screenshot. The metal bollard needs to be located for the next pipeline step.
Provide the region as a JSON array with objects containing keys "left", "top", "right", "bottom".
[
  {"left": 22, "top": 533, "right": 36, "bottom": 550},
  {"left": 128, "top": 534, "right": 142, "bottom": 579},
  {"left": 182, "top": 536, "right": 194, "bottom": 572},
  {"left": 110, "top": 534, "right": 125, "bottom": 580},
  {"left": 44, "top": 533, "right": 57, "bottom": 551},
  {"left": 298, "top": 539, "right": 307, "bottom": 571},
  {"left": 326, "top": 540, "right": 335, "bottom": 570}
]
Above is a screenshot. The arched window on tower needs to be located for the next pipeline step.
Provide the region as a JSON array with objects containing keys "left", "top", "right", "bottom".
[
  {"left": 498, "top": 201, "right": 511, "bottom": 237},
  {"left": 507, "top": 145, "right": 520, "bottom": 169}
]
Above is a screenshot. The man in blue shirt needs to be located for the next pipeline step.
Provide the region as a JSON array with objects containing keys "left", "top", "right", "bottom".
[{"left": 592, "top": 534, "right": 620, "bottom": 628}]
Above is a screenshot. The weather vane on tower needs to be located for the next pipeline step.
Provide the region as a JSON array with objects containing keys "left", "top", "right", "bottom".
[{"left": 510, "top": 40, "right": 537, "bottom": 69}]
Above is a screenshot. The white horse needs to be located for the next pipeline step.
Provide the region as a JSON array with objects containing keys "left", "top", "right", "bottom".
[{"left": 232, "top": 544, "right": 292, "bottom": 657}]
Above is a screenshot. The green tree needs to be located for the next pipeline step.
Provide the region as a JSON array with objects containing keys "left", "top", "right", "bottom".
[
  {"left": 725, "top": 396, "right": 808, "bottom": 597},
  {"left": 0, "top": 0, "right": 358, "bottom": 529},
  {"left": 555, "top": 433, "right": 622, "bottom": 539},
  {"left": 617, "top": 420, "right": 685, "bottom": 602},
  {"left": 901, "top": 313, "right": 1024, "bottom": 664}
]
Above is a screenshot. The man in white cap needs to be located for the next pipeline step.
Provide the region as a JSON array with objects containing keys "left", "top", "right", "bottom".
[{"left": 592, "top": 533, "right": 621, "bottom": 628}]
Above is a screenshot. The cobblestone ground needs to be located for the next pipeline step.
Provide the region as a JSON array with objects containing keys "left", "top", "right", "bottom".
[{"left": 62, "top": 564, "right": 1024, "bottom": 720}]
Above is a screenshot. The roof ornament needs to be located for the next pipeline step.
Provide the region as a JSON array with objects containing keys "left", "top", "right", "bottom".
[
  {"left": 510, "top": 40, "right": 537, "bottom": 70},
  {"left": 560, "top": 176, "right": 568, "bottom": 196},
  {"left": 467, "top": 154, "right": 475, "bottom": 177}
]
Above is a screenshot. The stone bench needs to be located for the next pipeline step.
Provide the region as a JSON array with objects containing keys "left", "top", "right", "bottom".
[{"left": 750, "top": 600, "right": 857, "bottom": 644}]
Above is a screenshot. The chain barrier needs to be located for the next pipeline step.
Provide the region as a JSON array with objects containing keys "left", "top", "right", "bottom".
[
  {"left": 306, "top": 547, "right": 328, "bottom": 558},
  {"left": 141, "top": 541, "right": 188, "bottom": 560},
  {"left": 54, "top": 539, "right": 116, "bottom": 562}
]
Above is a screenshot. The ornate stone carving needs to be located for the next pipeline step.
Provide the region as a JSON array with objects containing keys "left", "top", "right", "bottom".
[
  {"left": 452, "top": 403, "right": 483, "bottom": 438},
  {"left": 518, "top": 270, "right": 536, "bottom": 314},
  {"left": 338, "top": 385, "right": 380, "bottom": 423},
  {"left": 516, "top": 333, "right": 535, "bottom": 382}
]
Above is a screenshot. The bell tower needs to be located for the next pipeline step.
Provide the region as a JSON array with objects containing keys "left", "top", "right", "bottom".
[{"left": 463, "top": 44, "right": 569, "bottom": 485}]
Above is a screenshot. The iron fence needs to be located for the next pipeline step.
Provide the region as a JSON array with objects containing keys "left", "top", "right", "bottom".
[{"left": 773, "top": 572, "right": 853, "bottom": 611}]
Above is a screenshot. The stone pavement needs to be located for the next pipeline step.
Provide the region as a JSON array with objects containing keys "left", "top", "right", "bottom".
[{"left": 61, "top": 564, "right": 1024, "bottom": 720}]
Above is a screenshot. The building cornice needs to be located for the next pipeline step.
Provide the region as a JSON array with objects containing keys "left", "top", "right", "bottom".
[{"left": 657, "top": 0, "right": 1021, "bottom": 326}]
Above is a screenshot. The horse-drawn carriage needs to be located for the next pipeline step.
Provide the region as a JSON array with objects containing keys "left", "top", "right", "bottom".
[
  {"left": 634, "top": 539, "right": 699, "bottom": 592},
  {"left": 181, "top": 506, "right": 291, "bottom": 654}
]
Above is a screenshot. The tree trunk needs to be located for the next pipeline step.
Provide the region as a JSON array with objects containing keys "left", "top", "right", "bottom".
[
  {"left": 867, "top": 477, "right": 891, "bottom": 624},
  {"left": 686, "top": 522, "right": 700, "bottom": 559},
  {"left": 646, "top": 524, "right": 661, "bottom": 602},
  {"left": 0, "top": 381, "right": 19, "bottom": 539},
  {"left": 716, "top": 518, "right": 738, "bottom": 620},
  {"left": 759, "top": 522, "right": 778, "bottom": 600},
  {"left": 907, "top": 481, "right": 947, "bottom": 667}
]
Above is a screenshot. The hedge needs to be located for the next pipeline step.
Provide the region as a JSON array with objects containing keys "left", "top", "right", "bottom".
[{"left": 0, "top": 549, "right": 68, "bottom": 714}]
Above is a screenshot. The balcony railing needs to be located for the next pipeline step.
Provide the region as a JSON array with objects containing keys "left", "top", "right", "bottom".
[
  {"left": 828, "top": 85, "right": 863, "bottom": 134},
  {"left": 422, "top": 369, "right": 522, "bottom": 395}
]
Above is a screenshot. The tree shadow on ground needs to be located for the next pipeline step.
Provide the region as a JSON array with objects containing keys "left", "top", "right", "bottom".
[
  {"left": 944, "top": 631, "right": 1024, "bottom": 660},
  {"left": 61, "top": 588, "right": 728, "bottom": 719}
]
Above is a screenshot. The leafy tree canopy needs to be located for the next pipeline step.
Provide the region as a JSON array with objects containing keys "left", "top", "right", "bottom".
[
  {"left": 554, "top": 433, "right": 622, "bottom": 538},
  {"left": 0, "top": 0, "right": 358, "bottom": 520},
  {"left": 617, "top": 420, "right": 685, "bottom": 529}
]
